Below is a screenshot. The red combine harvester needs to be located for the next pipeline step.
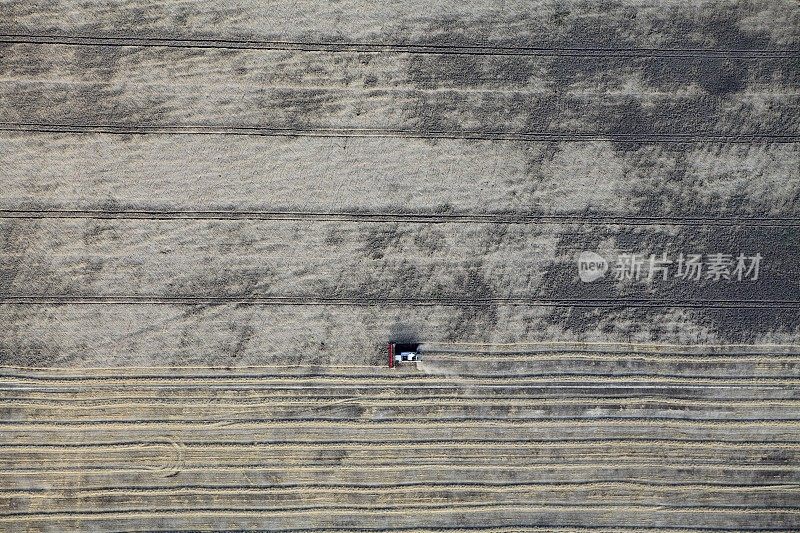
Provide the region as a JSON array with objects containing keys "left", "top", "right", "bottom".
[{"left": 388, "top": 343, "right": 420, "bottom": 368}]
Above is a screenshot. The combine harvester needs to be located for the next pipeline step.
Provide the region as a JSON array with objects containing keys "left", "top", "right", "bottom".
[{"left": 388, "top": 343, "right": 420, "bottom": 368}]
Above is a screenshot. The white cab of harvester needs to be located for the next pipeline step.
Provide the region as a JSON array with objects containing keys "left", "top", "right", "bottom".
[
  {"left": 397, "top": 351, "right": 418, "bottom": 363},
  {"left": 388, "top": 343, "right": 421, "bottom": 367}
]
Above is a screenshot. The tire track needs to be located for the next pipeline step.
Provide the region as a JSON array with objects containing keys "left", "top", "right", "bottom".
[
  {"left": 1, "top": 209, "right": 797, "bottom": 227},
  {"left": 78, "top": 528, "right": 783, "bottom": 533},
  {"left": 0, "top": 34, "right": 796, "bottom": 58},
  {"left": 4, "top": 438, "right": 798, "bottom": 448},
  {"left": 32, "top": 528, "right": 800, "bottom": 533},
  {"left": 1, "top": 502, "right": 797, "bottom": 519},
  {"left": 5, "top": 385, "right": 794, "bottom": 395},
  {"left": 2, "top": 122, "right": 796, "bottom": 143},
  {"left": 2, "top": 295, "right": 798, "bottom": 309},
  {"left": 3, "top": 418, "right": 798, "bottom": 428}
]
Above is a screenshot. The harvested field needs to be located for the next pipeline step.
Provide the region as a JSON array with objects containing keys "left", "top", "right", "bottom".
[
  {"left": 1, "top": 0, "right": 799, "bottom": 530},
  {"left": 2, "top": 347, "right": 800, "bottom": 531}
]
